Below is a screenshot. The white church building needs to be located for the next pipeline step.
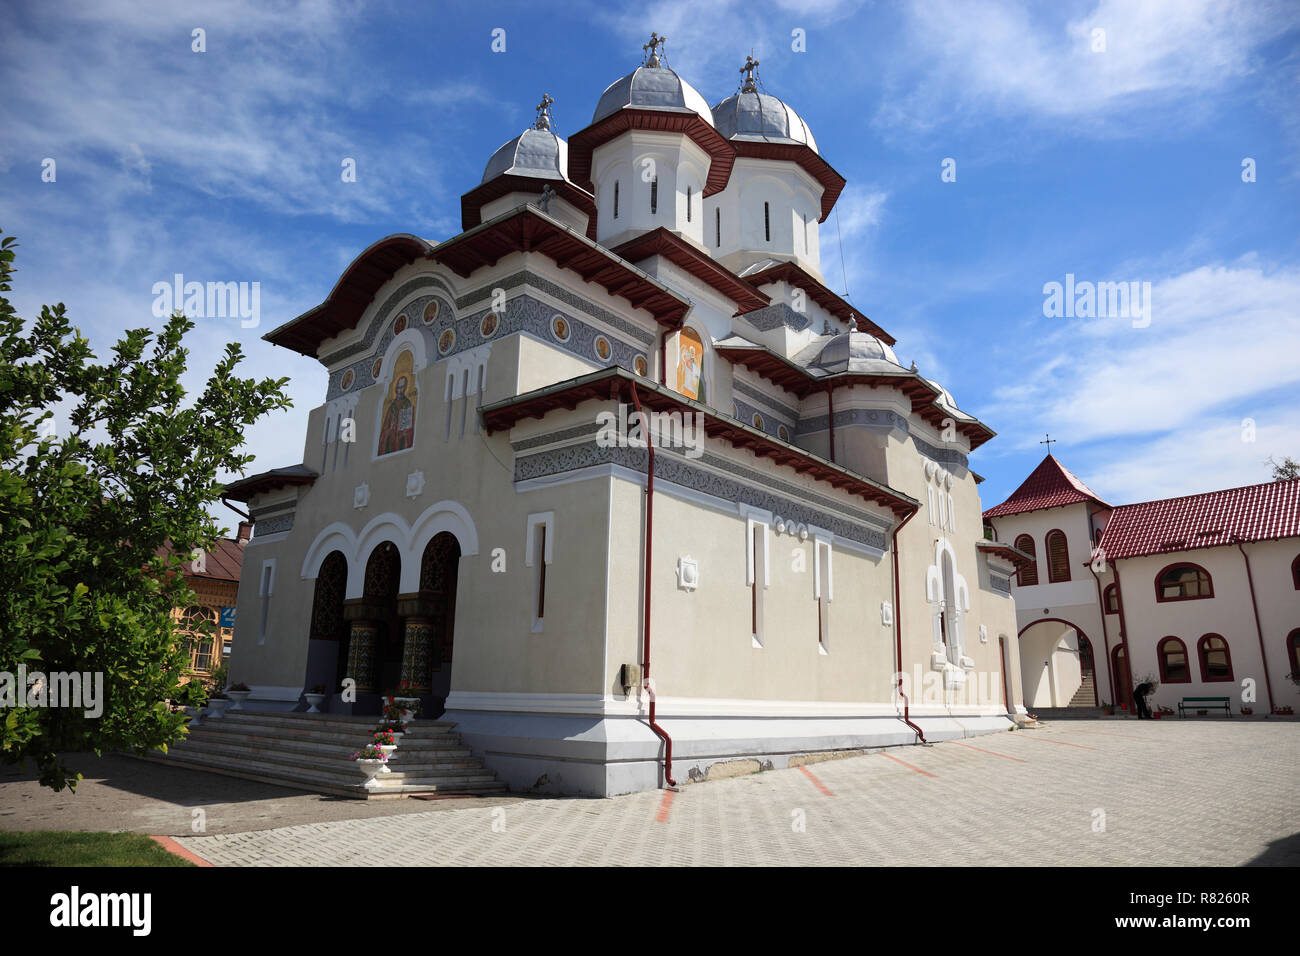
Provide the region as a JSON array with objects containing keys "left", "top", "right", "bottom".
[{"left": 222, "top": 37, "right": 1030, "bottom": 796}]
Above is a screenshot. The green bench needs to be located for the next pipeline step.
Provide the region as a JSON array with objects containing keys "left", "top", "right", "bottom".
[{"left": 1178, "top": 696, "right": 1231, "bottom": 717}]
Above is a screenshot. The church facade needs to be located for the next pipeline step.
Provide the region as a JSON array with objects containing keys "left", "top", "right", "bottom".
[
  {"left": 224, "top": 39, "right": 1028, "bottom": 796},
  {"left": 985, "top": 455, "right": 1300, "bottom": 717}
]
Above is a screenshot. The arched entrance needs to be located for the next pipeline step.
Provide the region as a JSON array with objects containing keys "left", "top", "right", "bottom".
[
  {"left": 364, "top": 541, "right": 404, "bottom": 695},
  {"left": 417, "top": 532, "right": 461, "bottom": 717},
  {"left": 1017, "top": 618, "right": 1096, "bottom": 709},
  {"left": 304, "top": 550, "right": 349, "bottom": 698},
  {"left": 1112, "top": 644, "right": 1133, "bottom": 711}
]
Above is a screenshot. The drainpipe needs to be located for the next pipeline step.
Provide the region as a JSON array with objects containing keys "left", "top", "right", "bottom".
[
  {"left": 659, "top": 329, "right": 669, "bottom": 387},
  {"left": 629, "top": 382, "right": 676, "bottom": 787},
  {"left": 826, "top": 384, "right": 836, "bottom": 463},
  {"left": 1234, "top": 537, "right": 1275, "bottom": 715},
  {"left": 1111, "top": 562, "right": 1132, "bottom": 708},
  {"left": 1088, "top": 563, "right": 1110, "bottom": 708},
  {"left": 891, "top": 506, "right": 926, "bottom": 743}
]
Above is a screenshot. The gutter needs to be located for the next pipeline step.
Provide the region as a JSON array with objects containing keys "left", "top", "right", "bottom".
[
  {"left": 629, "top": 382, "right": 676, "bottom": 787},
  {"left": 1234, "top": 537, "right": 1276, "bottom": 715}
]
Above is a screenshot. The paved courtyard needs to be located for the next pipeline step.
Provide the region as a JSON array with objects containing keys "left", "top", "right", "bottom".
[{"left": 167, "top": 720, "right": 1298, "bottom": 867}]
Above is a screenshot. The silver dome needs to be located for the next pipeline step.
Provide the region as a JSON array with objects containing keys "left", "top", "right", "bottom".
[
  {"left": 711, "top": 91, "right": 817, "bottom": 153},
  {"left": 799, "top": 331, "right": 901, "bottom": 375},
  {"left": 592, "top": 66, "right": 715, "bottom": 126},
  {"left": 482, "top": 128, "right": 569, "bottom": 184}
]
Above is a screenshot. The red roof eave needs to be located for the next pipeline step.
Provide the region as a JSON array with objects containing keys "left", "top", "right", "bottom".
[
  {"left": 612, "top": 228, "right": 770, "bottom": 315},
  {"left": 741, "top": 260, "right": 894, "bottom": 345}
]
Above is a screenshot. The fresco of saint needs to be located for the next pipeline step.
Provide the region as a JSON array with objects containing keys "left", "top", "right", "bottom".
[
  {"left": 377, "top": 351, "right": 417, "bottom": 455},
  {"left": 677, "top": 327, "right": 706, "bottom": 402}
]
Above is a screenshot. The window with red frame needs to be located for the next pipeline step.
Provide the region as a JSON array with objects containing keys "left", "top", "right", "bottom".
[
  {"left": 1197, "top": 634, "right": 1233, "bottom": 682},
  {"left": 1158, "top": 636, "right": 1191, "bottom": 683},
  {"left": 1155, "top": 563, "right": 1213, "bottom": 602},
  {"left": 1046, "top": 530, "right": 1070, "bottom": 583},
  {"left": 1014, "top": 535, "right": 1038, "bottom": 586},
  {"left": 1292, "top": 554, "right": 1300, "bottom": 590},
  {"left": 1103, "top": 583, "right": 1119, "bottom": 614},
  {"left": 1288, "top": 628, "right": 1300, "bottom": 677}
]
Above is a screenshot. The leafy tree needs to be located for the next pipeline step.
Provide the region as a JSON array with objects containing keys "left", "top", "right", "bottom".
[
  {"left": 0, "top": 231, "right": 290, "bottom": 790},
  {"left": 1267, "top": 455, "right": 1300, "bottom": 482}
]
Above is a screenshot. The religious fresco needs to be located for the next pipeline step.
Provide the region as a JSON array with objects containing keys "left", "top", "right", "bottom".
[
  {"left": 594, "top": 335, "right": 611, "bottom": 361},
  {"left": 480, "top": 312, "right": 499, "bottom": 338},
  {"left": 340, "top": 369, "right": 355, "bottom": 391},
  {"left": 677, "top": 327, "right": 706, "bottom": 402},
  {"left": 422, "top": 299, "right": 440, "bottom": 324},
  {"left": 377, "top": 349, "right": 417, "bottom": 456}
]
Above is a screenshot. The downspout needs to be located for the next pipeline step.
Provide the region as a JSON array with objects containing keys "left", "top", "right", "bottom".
[
  {"left": 1112, "top": 561, "right": 1132, "bottom": 708},
  {"left": 1088, "top": 564, "right": 1110, "bottom": 709},
  {"left": 1234, "top": 537, "right": 1275, "bottom": 715},
  {"left": 826, "top": 384, "right": 836, "bottom": 463},
  {"left": 659, "top": 329, "right": 669, "bottom": 387},
  {"left": 891, "top": 506, "right": 926, "bottom": 743},
  {"left": 629, "top": 382, "right": 676, "bottom": 787}
]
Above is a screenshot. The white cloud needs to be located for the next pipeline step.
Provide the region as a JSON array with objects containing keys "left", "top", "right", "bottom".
[
  {"left": 983, "top": 256, "right": 1300, "bottom": 498},
  {"left": 878, "top": 0, "right": 1296, "bottom": 131}
]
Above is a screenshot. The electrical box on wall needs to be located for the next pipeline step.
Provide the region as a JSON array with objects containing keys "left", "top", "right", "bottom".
[{"left": 620, "top": 663, "right": 641, "bottom": 695}]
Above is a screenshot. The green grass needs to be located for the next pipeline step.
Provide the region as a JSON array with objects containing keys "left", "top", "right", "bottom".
[{"left": 0, "top": 830, "right": 195, "bottom": 867}]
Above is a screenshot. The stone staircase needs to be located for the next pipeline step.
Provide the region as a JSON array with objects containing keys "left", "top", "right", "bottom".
[
  {"left": 142, "top": 711, "right": 507, "bottom": 799},
  {"left": 1068, "top": 674, "right": 1097, "bottom": 708}
]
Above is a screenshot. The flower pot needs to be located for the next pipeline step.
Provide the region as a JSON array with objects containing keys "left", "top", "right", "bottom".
[
  {"left": 378, "top": 744, "right": 396, "bottom": 772},
  {"left": 183, "top": 706, "right": 205, "bottom": 727},
  {"left": 355, "top": 759, "right": 385, "bottom": 790},
  {"left": 1152, "top": 712, "right": 1162, "bottom": 720},
  {"left": 226, "top": 690, "right": 251, "bottom": 711},
  {"left": 394, "top": 697, "right": 420, "bottom": 724},
  {"left": 206, "top": 699, "right": 231, "bottom": 719},
  {"left": 303, "top": 693, "right": 326, "bottom": 714}
]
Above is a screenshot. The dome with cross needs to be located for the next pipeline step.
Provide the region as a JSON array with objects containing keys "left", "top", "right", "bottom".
[
  {"left": 711, "top": 54, "right": 818, "bottom": 154},
  {"left": 591, "top": 32, "right": 715, "bottom": 127}
]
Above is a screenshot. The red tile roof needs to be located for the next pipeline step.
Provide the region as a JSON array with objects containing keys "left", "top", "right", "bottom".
[
  {"left": 983, "top": 454, "right": 1110, "bottom": 518},
  {"left": 1096, "top": 477, "right": 1300, "bottom": 560},
  {"left": 158, "top": 536, "right": 245, "bottom": 583}
]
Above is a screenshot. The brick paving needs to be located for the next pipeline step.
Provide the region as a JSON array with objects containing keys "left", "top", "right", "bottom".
[{"left": 175, "top": 720, "right": 1300, "bottom": 866}]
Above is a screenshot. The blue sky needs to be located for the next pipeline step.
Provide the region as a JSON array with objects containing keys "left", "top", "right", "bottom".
[{"left": 3, "top": 0, "right": 1298, "bottom": 526}]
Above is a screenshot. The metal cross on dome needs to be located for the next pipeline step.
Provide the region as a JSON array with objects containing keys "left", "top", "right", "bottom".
[
  {"left": 643, "top": 32, "right": 667, "bottom": 68},
  {"left": 533, "top": 93, "right": 554, "bottom": 131},
  {"left": 740, "top": 53, "right": 760, "bottom": 93}
]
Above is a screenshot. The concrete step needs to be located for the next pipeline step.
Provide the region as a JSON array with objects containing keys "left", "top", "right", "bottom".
[
  {"left": 183, "top": 728, "right": 471, "bottom": 757},
  {"left": 200, "top": 713, "right": 457, "bottom": 739},
  {"left": 1031, "top": 706, "right": 1107, "bottom": 720},
  {"left": 171, "top": 739, "right": 483, "bottom": 773}
]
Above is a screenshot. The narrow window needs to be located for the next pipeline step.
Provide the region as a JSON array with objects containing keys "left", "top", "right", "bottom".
[
  {"left": 1103, "top": 583, "right": 1119, "bottom": 614},
  {"left": 1046, "top": 529, "right": 1070, "bottom": 582},
  {"left": 527, "top": 513, "right": 553, "bottom": 633},
  {"left": 258, "top": 560, "right": 275, "bottom": 645},
  {"left": 1197, "top": 634, "right": 1233, "bottom": 682},
  {"left": 815, "top": 538, "right": 832, "bottom": 652},
  {"left": 444, "top": 374, "right": 454, "bottom": 440},
  {"left": 1158, "top": 636, "right": 1190, "bottom": 683},
  {"left": 715, "top": 207, "right": 721, "bottom": 247},
  {"left": 746, "top": 518, "right": 768, "bottom": 648},
  {"left": 764, "top": 202, "right": 770, "bottom": 242},
  {"left": 650, "top": 176, "right": 658, "bottom": 215},
  {"left": 460, "top": 368, "right": 470, "bottom": 436},
  {"left": 1288, "top": 628, "right": 1300, "bottom": 677},
  {"left": 1290, "top": 553, "right": 1300, "bottom": 589},
  {"left": 474, "top": 364, "right": 485, "bottom": 434},
  {"left": 803, "top": 212, "right": 809, "bottom": 252},
  {"left": 686, "top": 186, "right": 692, "bottom": 223},
  {"left": 947, "top": 493, "right": 956, "bottom": 533},
  {"left": 536, "top": 525, "right": 547, "bottom": 620},
  {"left": 927, "top": 487, "right": 936, "bottom": 525},
  {"left": 1014, "top": 534, "right": 1038, "bottom": 586}
]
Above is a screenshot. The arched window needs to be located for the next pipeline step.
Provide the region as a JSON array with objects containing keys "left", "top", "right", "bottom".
[
  {"left": 180, "top": 605, "right": 218, "bottom": 673},
  {"left": 613, "top": 180, "right": 620, "bottom": 219},
  {"left": 1103, "top": 583, "right": 1119, "bottom": 614},
  {"left": 764, "top": 202, "right": 771, "bottom": 242},
  {"left": 1292, "top": 554, "right": 1300, "bottom": 590},
  {"left": 1046, "top": 530, "right": 1070, "bottom": 583},
  {"left": 715, "top": 207, "right": 721, "bottom": 247},
  {"left": 1014, "top": 535, "right": 1038, "bottom": 586},
  {"left": 1287, "top": 628, "right": 1300, "bottom": 678},
  {"left": 1155, "top": 563, "right": 1213, "bottom": 602},
  {"left": 1197, "top": 634, "right": 1233, "bottom": 682},
  {"left": 1157, "top": 636, "right": 1191, "bottom": 683}
]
